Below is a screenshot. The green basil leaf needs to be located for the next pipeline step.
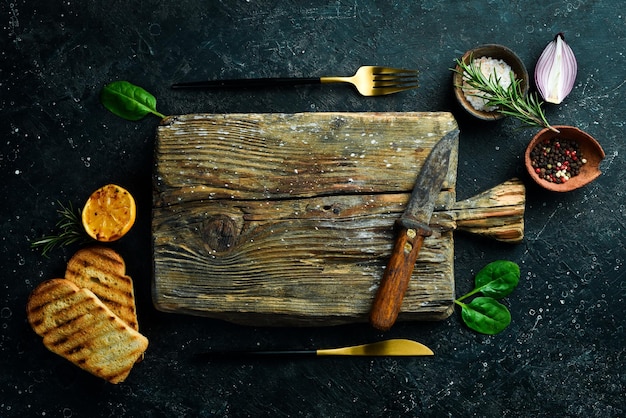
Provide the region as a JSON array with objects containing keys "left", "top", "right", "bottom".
[
  {"left": 474, "top": 260, "right": 520, "bottom": 299},
  {"left": 460, "top": 297, "right": 511, "bottom": 335},
  {"left": 100, "top": 81, "right": 165, "bottom": 121}
]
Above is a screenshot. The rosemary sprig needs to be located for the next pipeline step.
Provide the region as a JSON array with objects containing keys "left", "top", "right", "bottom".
[
  {"left": 31, "top": 201, "right": 90, "bottom": 257},
  {"left": 453, "top": 57, "right": 558, "bottom": 132}
]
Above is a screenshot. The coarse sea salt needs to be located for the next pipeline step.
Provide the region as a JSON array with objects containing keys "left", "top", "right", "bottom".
[{"left": 463, "top": 56, "right": 514, "bottom": 112}]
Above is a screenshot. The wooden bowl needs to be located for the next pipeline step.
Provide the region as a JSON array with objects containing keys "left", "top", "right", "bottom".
[
  {"left": 453, "top": 44, "right": 529, "bottom": 121},
  {"left": 525, "top": 126, "right": 605, "bottom": 192}
]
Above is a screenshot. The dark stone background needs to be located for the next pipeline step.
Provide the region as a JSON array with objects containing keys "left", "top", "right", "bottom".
[{"left": 2, "top": 1, "right": 624, "bottom": 417}]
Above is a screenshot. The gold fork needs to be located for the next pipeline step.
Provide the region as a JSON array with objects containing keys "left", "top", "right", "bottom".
[{"left": 171, "top": 66, "right": 419, "bottom": 96}]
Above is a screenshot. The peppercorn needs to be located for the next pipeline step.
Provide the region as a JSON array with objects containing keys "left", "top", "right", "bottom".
[{"left": 530, "top": 137, "right": 586, "bottom": 184}]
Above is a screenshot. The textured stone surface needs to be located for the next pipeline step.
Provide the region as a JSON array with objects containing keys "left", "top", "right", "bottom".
[{"left": 2, "top": 1, "right": 625, "bottom": 416}]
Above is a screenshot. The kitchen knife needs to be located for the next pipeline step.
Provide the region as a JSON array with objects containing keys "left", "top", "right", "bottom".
[
  {"left": 369, "top": 129, "right": 459, "bottom": 331},
  {"left": 194, "top": 339, "right": 433, "bottom": 359}
]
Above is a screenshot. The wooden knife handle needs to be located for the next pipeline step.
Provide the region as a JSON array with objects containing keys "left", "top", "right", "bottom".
[{"left": 369, "top": 225, "right": 428, "bottom": 331}]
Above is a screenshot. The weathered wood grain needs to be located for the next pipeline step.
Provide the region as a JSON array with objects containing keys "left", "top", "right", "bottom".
[
  {"left": 452, "top": 179, "right": 525, "bottom": 243},
  {"left": 152, "top": 112, "right": 523, "bottom": 326}
]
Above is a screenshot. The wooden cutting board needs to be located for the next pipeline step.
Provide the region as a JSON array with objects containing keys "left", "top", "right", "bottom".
[{"left": 152, "top": 112, "right": 524, "bottom": 326}]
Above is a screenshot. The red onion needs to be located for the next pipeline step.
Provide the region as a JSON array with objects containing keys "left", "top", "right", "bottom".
[{"left": 534, "top": 33, "right": 577, "bottom": 104}]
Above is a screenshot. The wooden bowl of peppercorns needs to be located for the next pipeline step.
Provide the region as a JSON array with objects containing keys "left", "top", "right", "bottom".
[{"left": 525, "top": 126, "right": 605, "bottom": 192}]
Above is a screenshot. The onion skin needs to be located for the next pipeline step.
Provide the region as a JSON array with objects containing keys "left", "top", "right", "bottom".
[{"left": 535, "top": 33, "right": 577, "bottom": 104}]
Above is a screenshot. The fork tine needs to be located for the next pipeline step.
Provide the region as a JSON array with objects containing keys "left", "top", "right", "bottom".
[
  {"left": 372, "top": 69, "right": 418, "bottom": 78},
  {"left": 370, "top": 67, "right": 419, "bottom": 92},
  {"left": 373, "top": 73, "right": 419, "bottom": 80},
  {"left": 374, "top": 80, "right": 419, "bottom": 88},
  {"left": 373, "top": 75, "right": 419, "bottom": 84},
  {"left": 372, "top": 86, "right": 418, "bottom": 95},
  {"left": 371, "top": 66, "right": 418, "bottom": 74},
  {"left": 372, "top": 77, "right": 418, "bottom": 91}
]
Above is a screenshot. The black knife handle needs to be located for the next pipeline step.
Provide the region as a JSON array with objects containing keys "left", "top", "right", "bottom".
[
  {"left": 193, "top": 350, "right": 317, "bottom": 361},
  {"left": 171, "top": 77, "right": 322, "bottom": 90}
]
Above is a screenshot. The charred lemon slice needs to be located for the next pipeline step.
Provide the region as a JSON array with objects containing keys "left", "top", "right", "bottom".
[{"left": 82, "top": 184, "right": 136, "bottom": 242}]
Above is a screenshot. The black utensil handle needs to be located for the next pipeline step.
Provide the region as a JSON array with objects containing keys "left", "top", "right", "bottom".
[
  {"left": 193, "top": 350, "right": 317, "bottom": 360},
  {"left": 171, "top": 77, "right": 321, "bottom": 89}
]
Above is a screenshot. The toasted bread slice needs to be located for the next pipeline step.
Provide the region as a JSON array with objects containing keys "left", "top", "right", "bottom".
[
  {"left": 65, "top": 246, "right": 138, "bottom": 331},
  {"left": 27, "top": 279, "right": 148, "bottom": 384}
]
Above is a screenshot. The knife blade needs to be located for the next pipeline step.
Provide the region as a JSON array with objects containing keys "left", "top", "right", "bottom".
[
  {"left": 194, "top": 339, "right": 433, "bottom": 359},
  {"left": 369, "top": 129, "right": 459, "bottom": 331}
]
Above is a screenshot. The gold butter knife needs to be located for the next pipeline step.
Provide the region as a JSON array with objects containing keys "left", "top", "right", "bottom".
[{"left": 195, "top": 339, "right": 433, "bottom": 359}]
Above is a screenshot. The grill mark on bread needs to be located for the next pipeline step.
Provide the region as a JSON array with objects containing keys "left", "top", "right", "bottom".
[
  {"left": 53, "top": 313, "right": 124, "bottom": 356},
  {"left": 65, "top": 246, "right": 139, "bottom": 331},
  {"left": 40, "top": 296, "right": 100, "bottom": 337},
  {"left": 28, "top": 280, "right": 87, "bottom": 335},
  {"left": 67, "top": 266, "right": 134, "bottom": 303},
  {"left": 27, "top": 278, "right": 148, "bottom": 384},
  {"left": 27, "top": 279, "right": 77, "bottom": 318},
  {"left": 95, "top": 295, "right": 137, "bottom": 329},
  {"left": 44, "top": 303, "right": 114, "bottom": 349}
]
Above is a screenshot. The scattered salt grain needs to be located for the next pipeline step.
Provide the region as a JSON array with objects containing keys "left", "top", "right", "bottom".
[{"left": 463, "top": 56, "right": 514, "bottom": 112}]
